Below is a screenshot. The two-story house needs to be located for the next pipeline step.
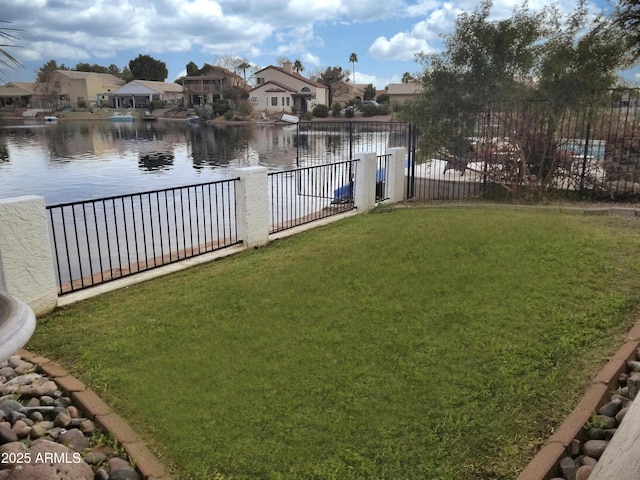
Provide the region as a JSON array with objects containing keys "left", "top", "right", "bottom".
[
  {"left": 182, "top": 64, "right": 244, "bottom": 106},
  {"left": 249, "top": 62, "right": 328, "bottom": 114}
]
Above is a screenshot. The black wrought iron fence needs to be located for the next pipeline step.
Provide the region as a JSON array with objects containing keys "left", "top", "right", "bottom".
[
  {"left": 47, "top": 178, "right": 240, "bottom": 295},
  {"left": 407, "top": 90, "right": 640, "bottom": 202},
  {"left": 269, "top": 160, "right": 356, "bottom": 234},
  {"left": 295, "top": 121, "right": 410, "bottom": 165},
  {"left": 376, "top": 154, "right": 390, "bottom": 202}
]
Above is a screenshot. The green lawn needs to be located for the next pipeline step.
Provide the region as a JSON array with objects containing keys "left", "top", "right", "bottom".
[{"left": 29, "top": 207, "right": 640, "bottom": 480}]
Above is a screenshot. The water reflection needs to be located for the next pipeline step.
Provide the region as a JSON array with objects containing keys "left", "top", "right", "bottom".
[
  {"left": 0, "top": 120, "right": 304, "bottom": 203},
  {"left": 138, "top": 152, "right": 175, "bottom": 171},
  {"left": 0, "top": 119, "right": 403, "bottom": 204}
]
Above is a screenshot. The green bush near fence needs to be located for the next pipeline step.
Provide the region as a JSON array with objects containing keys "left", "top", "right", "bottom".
[{"left": 29, "top": 208, "right": 640, "bottom": 480}]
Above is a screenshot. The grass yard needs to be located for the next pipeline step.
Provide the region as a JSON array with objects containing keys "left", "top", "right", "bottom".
[{"left": 28, "top": 207, "right": 640, "bottom": 480}]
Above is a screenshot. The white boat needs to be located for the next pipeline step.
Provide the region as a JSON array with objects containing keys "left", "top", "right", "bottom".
[
  {"left": 43, "top": 116, "right": 58, "bottom": 123},
  {"left": 109, "top": 112, "right": 135, "bottom": 122},
  {"left": 187, "top": 116, "right": 200, "bottom": 123},
  {"left": 281, "top": 113, "right": 299, "bottom": 124}
]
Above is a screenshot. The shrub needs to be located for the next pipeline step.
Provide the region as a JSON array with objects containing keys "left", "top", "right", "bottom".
[
  {"left": 151, "top": 99, "right": 165, "bottom": 111},
  {"left": 361, "top": 105, "right": 380, "bottom": 117},
  {"left": 197, "top": 103, "right": 215, "bottom": 120},
  {"left": 223, "top": 110, "right": 234, "bottom": 121},
  {"left": 303, "top": 111, "right": 314, "bottom": 121},
  {"left": 213, "top": 99, "right": 231, "bottom": 117},
  {"left": 332, "top": 103, "right": 342, "bottom": 117},
  {"left": 312, "top": 104, "right": 329, "bottom": 118},
  {"left": 345, "top": 108, "right": 354, "bottom": 118},
  {"left": 237, "top": 100, "right": 253, "bottom": 119}
]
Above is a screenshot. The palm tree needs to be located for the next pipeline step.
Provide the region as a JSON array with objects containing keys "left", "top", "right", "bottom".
[
  {"left": 402, "top": 72, "right": 414, "bottom": 83},
  {"left": 293, "top": 59, "right": 304, "bottom": 74},
  {"left": 349, "top": 52, "right": 358, "bottom": 84},
  {"left": 0, "top": 20, "right": 22, "bottom": 79},
  {"left": 237, "top": 60, "right": 251, "bottom": 84}
]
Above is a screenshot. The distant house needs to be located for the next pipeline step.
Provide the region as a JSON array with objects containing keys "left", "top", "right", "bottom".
[
  {"left": 386, "top": 83, "right": 423, "bottom": 106},
  {"left": 331, "top": 81, "right": 365, "bottom": 105},
  {"left": 249, "top": 62, "right": 328, "bottom": 114},
  {"left": 0, "top": 82, "right": 47, "bottom": 109},
  {"left": 109, "top": 80, "right": 184, "bottom": 109},
  {"left": 52, "top": 70, "right": 125, "bottom": 109},
  {"left": 182, "top": 64, "right": 244, "bottom": 106},
  {"left": 615, "top": 90, "right": 640, "bottom": 108}
]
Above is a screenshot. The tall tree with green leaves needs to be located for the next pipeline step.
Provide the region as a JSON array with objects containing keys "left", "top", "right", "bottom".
[
  {"left": 129, "top": 54, "right": 168, "bottom": 81},
  {"left": 536, "top": 0, "right": 633, "bottom": 109},
  {"left": 107, "top": 64, "right": 123, "bottom": 78},
  {"left": 186, "top": 61, "right": 198, "bottom": 76},
  {"left": 401, "top": 72, "right": 415, "bottom": 83},
  {"left": 363, "top": 83, "right": 376, "bottom": 101},
  {"left": 35, "top": 60, "right": 68, "bottom": 108},
  {"left": 0, "top": 20, "right": 22, "bottom": 79},
  {"left": 74, "top": 63, "right": 110, "bottom": 74},
  {"left": 293, "top": 59, "right": 304, "bottom": 73},
  {"left": 349, "top": 52, "right": 358, "bottom": 84},
  {"left": 402, "top": 0, "right": 550, "bottom": 162},
  {"left": 613, "top": 0, "right": 640, "bottom": 61},
  {"left": 315, "top": 66, "right": 346, "bottom": 106}
]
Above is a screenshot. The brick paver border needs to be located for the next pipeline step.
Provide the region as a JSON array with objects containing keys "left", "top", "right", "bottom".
[
  {"left": 517, "top": 328, "right": 640, "bottom": 480},
  {"left": 17, "top": 348, "right": 173, "bottom": 480}
]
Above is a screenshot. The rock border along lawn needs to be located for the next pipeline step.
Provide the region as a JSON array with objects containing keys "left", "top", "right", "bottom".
[
  {"left": 518, "top": 320, "right": 640, "bottom": 480},
  {"left": 0, "top": 349, "right": 172, "bottom": 480}
]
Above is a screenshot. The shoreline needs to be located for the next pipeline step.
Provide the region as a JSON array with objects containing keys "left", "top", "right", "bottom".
[{"left": 0, "top": 110, "right": 395, "bottom": 124}]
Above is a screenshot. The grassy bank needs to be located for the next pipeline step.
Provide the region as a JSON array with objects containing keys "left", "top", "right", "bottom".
[{"left": 29, "top": 208, "right": 640, "bottom": 479}]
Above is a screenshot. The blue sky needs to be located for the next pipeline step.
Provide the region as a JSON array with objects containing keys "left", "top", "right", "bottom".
[{"left": 0, "top": 0, "right": 635, "bottom": 89}]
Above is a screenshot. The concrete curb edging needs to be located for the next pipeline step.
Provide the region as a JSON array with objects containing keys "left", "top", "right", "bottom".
[
  {"left": 517, "top": 321, "right": 640, "bottom": 480},
  {"left": 17, "top": 348, "right": 173, "bottom": 480}
]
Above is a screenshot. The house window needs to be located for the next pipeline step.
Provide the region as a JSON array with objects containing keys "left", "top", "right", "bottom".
[
  {"left": 250, "top": 97, "right": 258, "bottom": 104},
  {"left": 271, "top": 97, "right": 278, "bottom": 106},
  {"left": 257, "top": 77, "right": 265, "bottom": 85},
  {"left": 282, "top": 97, "right": 285, "bottom": 106},
  {"left": 286, "top": 97, "right": 290, "bottom": 107},
  {"left": 301, "top": 87, "right": 311, "bottom": 93}
]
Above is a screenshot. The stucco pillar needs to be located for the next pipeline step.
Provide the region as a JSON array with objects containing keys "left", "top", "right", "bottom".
[
  {"left": 354, "top": 152, "right": 378, "bottom": 213},
  {"left": 0, "top": 196, "right": 57, "bottom": 315},
  {"left": 235, "top": 166, "right": 269, "bottom": 248},
  {"left": 386, "top": 147, "right": 407, "bottom": 204}
]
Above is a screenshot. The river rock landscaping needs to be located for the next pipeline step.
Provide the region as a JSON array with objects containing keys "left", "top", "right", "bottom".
[
  {"left": 0, "top": 354, "right": 140, "bottom": 480},
  {"left": 548, "top": 349, "right": 640, "bottom": 480}
]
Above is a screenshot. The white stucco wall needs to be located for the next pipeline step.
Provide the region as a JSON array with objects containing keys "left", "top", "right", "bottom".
[
  {"left": 386, "top": 147, "right": 407, "bottom": 204},
  {"left": 354, "top": 152, "right": 378, "bottom": 213},
  {"left": 235, "top": 167, "right": 270, "bottom": 248},
  {"left": 0, "top": 196, "right": 57, "bottom": 314}
]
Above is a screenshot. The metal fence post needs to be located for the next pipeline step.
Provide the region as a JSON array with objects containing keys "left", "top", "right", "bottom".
[{"left": 0, "top": 196, "right": 57, "bottom": 314}]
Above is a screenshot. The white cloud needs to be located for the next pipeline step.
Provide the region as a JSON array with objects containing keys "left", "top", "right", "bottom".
[
  {"left": 302, "top": 53, "right": 321, "bottom": 68},
  {"left": 369, "top": 33, "right": 432, "bottom": 61},
  {"left": 351, "top": 71, "right": 403, "bottom": 90},
  {"left": 368, "top": 2, "right": 460, "bottom": 61},
  {"left": 24, "top": 42, "right": 92, "bottom": 63},
  {"left": 405, "top": 0, "right": 441, "bottom": 16}
]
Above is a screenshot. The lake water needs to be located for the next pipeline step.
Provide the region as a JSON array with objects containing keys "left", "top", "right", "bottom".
[
  {"left": 0, "top": 119, "right": 406, "bottom": 206},
  {"left": 0, "top": 120, "right": 309, "bottom": 205}
]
